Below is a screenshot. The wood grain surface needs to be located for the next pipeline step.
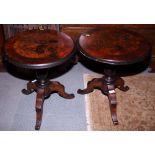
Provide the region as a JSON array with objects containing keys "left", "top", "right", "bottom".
[
  {"left": 78, "top": 28, "right": 151, "bottom": 65},
  {"left": 5, "top": 29, "right": 75, "bottom": 69}
]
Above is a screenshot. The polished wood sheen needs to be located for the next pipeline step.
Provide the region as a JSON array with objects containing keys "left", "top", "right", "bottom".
[
  {"left": 77, "top": 28, "right": 151, "bottom": 125},
  {"left": 60, "top": 24, "right": 155, "bottom": 71},
  {"left": 4, "top": 29, "right": 75, "bottom": 130},
  {"left": 78, "top": 28, "right": 151, "bottom": 65},
  {"left": 5, "top": 29, "right": 75, "bottom": 69}
]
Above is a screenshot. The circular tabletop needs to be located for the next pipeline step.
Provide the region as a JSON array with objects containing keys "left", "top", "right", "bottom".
[
  {"left": 5, "top": 29, "right": 75, "bottom": 69},
  {"left": 78, "top": 28, "right": 151, "bottom": 65}
]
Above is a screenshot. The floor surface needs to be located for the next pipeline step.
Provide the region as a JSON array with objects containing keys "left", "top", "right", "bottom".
[
  {"left": 0, "top": 62, "right": 150, "bottom": 131},
  {"left": 0, "top": 63, "right": 93, "bottom": 131}
]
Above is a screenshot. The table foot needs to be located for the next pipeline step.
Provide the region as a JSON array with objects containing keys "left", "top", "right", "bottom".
[
  {"left": 49, "top": 81, "right": 75, "bottom": 99},
  {"left": 22, "top": 81, "right": 37, "bottom": 95},
  {"left": 77, "top": 75, "right": 129, "bottom": 125},
  {"left": 115, "top": 77, "right": 129, "bottom": 91},
  {"left": 22, "top": 79, "right": 74, "bottom": 130},
  {"left": 77, "top": 78, "right": 105, "bottom": 94}
]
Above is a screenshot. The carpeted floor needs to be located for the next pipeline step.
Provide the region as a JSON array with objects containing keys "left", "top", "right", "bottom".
[
  {"left": 0, "top": 63, "right": 94, "bottom": 131},
  {"left": 0, "top": 62, "right": 153, "bottom": 131},
  {"left": 84, "top": 74, "right": 155, "bottom": 131}
]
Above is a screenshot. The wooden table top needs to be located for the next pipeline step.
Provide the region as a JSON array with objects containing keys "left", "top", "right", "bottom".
[
  {"left": 78, "top": 28, "right": 151, "bottom": 65},
  {"left": 5, "top": 29, "right": 75, "bottom": 69}
]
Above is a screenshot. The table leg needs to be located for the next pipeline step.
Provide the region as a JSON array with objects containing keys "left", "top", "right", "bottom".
[
  {"left": 107, "top": 84, "right": 118, "bottom": 125},
  {"left": 35, "top": 89, "right": 44, "bottom": 130},
  {"left": 77, "top": 69, "right": 129, "bottom": 125},
  {"left": 77, "top": 78, "right": 105, "bottom": 94},
  {"left": 22, "top": 69, "right": 75, "bottom": 130},
  {"left": 49, "top": 81, "right": 75, "bottom": 99},
  {"left": 22, "top": 81, "right": 37, "bottom": 95},
  {"left": 115, "top": 77, "right": 129, "bottom": 91}
]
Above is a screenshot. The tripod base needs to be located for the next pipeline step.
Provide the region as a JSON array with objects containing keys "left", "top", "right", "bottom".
[
  {"left": 22, "top": 78, "right": 74, "bottom": 130},
  {"left": 77, "top": 70, "right": 129, "bottom": 125}
]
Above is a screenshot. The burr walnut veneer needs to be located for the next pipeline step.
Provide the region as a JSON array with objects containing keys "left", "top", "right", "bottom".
[
  {"left": 5, "top": 29, "right": 75, "bottom": 130},
  {"left": 77, "top": 28, "right": 151, "bottom": 124}
]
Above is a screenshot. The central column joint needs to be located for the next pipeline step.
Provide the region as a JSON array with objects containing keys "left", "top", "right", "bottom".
[{"left": 36, "top": 69, "right": 50, "bottom": 88}]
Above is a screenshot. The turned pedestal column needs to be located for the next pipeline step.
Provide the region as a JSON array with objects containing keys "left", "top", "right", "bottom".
[
  {"left": 77, "top": 28, "right": 151, "bottom": 124},
  {"left": 5, "top": 29, "right": 75, "bottom": 130}
]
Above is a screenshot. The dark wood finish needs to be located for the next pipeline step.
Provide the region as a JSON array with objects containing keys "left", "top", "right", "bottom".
[
  {"left": 78, "top": 28, "right": 151, "bottom": 65},
  {"left": 1, "top": 24, "right": 155, "bottom": 71},
  {"left": 5, "top": 29, "right": 75, "bottom": 130},
  {"left": 0, "top": 25, "right": 4, "bottom": 51},
  {"left": 0, "top": 24, "right": 5, "bottom": 71},
  {"left": 5, "top": 29, "right": 75, "bottom": 69},
  {"left": 1, "top": 24, "right": 57, "bottom": 71},
  {"left": 22, "top": 69, "right": 74, "bottom": 130},
  {"left": 61, "top": 24, "right": 155, "bottom": 71},
  {"left": 78, "top": 69, "right": 129, "bottom": 124},
  {"left": 60, "top": 24, "right": 155, "bottom": 41},
  {"left": 61, "top": 24, "right": 155, "bottom": 29},
  {"left": 149, "top": 57, "right": 155, "bottom": 72},
  {"left": 77, "top": 28, "right": 151, "bottom": 125}
]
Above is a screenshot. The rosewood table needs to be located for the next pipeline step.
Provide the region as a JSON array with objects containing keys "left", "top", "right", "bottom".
[
  {"left": 5, "top": 29, "right": 75, "bottom": 130},
  {"left": 77, "top": 28, "right": 151, "bottom": 125}
]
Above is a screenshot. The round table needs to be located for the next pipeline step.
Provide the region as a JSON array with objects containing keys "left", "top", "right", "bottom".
[
  {"left": 77, "top": 28, "right": 151, "bottom": 125},
  {"left": 5, "top": 29, "right": 75, "bottom": 130}
]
